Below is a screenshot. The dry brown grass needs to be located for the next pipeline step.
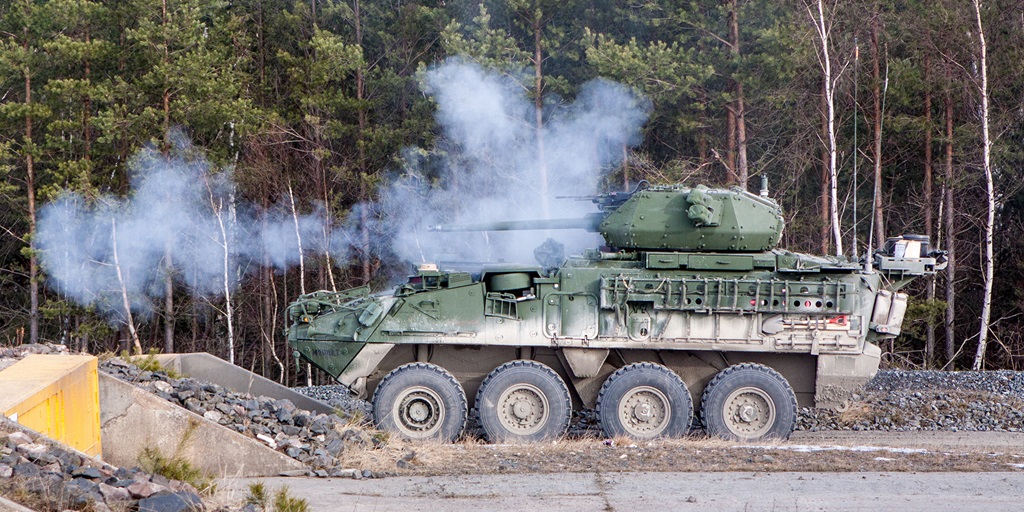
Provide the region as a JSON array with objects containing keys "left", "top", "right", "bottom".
[
  {"left": 838, "top": 403, "right": 876, "bottom": 425},
  {"left": 332, "top": 430, "right": 1024, "bottom": 476}
]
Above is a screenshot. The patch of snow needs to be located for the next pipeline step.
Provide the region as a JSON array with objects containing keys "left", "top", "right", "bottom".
[{"left": 738, "top": 444, "right": 929, "bottom": 454}]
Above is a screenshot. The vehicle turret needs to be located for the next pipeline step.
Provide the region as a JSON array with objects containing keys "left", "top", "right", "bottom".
[{"left": 432, "top": 182, "right": 785, "bottom": 253}]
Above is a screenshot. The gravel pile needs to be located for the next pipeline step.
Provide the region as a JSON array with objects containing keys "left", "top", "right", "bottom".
[
  {"left": 101, "top": 360, "right": 383, "bottom": 478},
  {"left": 867, "top": 369, "right": 1024, "bottom": 395},
  {"left": 291, "top": 385, "right": 371, "bottom": 417},
  {"left": 797, "top": 369, "right": 1024, "bottom": 432},
  {"left": 1, "top": 420, "right": 205, "bottom": 512}
]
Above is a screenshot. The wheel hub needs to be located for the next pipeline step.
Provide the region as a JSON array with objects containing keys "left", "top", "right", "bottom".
[
  {"left": 619, "top": 386, "right": 670, "bottom": 436},
  {"left": 408, "top": 399, "right": 431, "bottom": 422},
  {"left": 512, "top": 399, "right": 534, "bottom": 420},
  {"left": 738, "top": 404, "right": 757, "bottom": 423},
  {"left": 722, "top": 386, "right": 776, "bottom": 438},
  {"left": 497, "top": 384, "right": 549, "bottom": 434},
  {"left": 633, "top": 402, "right": 654, "bottom": 422},
  {"left": 395, "top": 387, "right": 445, "bottom": 435}
]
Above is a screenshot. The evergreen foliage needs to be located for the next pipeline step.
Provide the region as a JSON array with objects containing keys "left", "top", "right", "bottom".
[{"left": 1, "top": 0, "right": 1022, "bottom": 372}]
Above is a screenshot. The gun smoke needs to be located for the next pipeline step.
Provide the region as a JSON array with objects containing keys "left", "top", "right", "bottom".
[{"left": 36, "top": 59, "right": 649, "bottom": 321}]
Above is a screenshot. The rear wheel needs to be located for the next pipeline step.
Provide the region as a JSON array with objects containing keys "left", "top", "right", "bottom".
[
  {"left": 372, "top": 363, "right": 467, "bottom": 442},
  {"left": 596, "top": 363, "right": 692, "bottom": 439},
  {"left": 476, "top": 360, "right": 571, "bottom": 442},
  {"left": 700, "top": 363, "right": 797, "bottom": 441}
]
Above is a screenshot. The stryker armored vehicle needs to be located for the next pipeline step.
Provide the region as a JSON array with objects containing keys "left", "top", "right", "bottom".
[{"left": 287, "top": 181, "right": 943, "bottom": 442}]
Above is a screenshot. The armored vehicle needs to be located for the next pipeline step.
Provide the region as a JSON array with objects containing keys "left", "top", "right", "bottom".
[{"left": 287, "top": 182, "right": 943, "bottom": 442}]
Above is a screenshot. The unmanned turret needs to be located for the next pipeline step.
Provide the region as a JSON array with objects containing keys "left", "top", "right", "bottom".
[{"left": 432, "top": 183, "right": 785, "bottom": 253}]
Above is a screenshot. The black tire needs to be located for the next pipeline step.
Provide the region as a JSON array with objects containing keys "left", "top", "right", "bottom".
[
  {"left": 372, "top": 362, "right": 468, "bottom": 442},
  {"left": 700, "top": 363, "right": 798, "bottom": 441},
  {"left": 596, "top": 362, "right": 693, "bottom": 439},
  {"left": 475, "top": 360, "right": 572, "bottom": 443}
]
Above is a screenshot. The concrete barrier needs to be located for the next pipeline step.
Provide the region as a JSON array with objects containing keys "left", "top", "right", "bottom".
[
  {"left": 0, "top": 496, "right": 36, "bottom": 512},
  {"left": 0, "top": 355, "right": 101, "bottom": 456},
  {"left": 151, "top": 353, "right": 334, "bottom": 415},
  {"left": 99, "top": 373, "right": 305, "bottom": 477}
]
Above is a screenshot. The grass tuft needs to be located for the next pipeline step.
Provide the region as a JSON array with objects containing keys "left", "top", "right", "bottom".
[
  {"left": 138, "top": 419, "right": 216, "bottom": 495},
  {"left": 273, "top": 485, "right": 310, "bottom": 512},
  {"left": 123, "top": 348, "right": 183, "bottom": 378},
  {"left": 139, "top": 446, "right": 216, "bottom": 495},
  {"left": 244, "top": 481, "right": 270, "bottom": 508},
  {"left": 242, "top": 482, "right": 309, "bottom": 512}
]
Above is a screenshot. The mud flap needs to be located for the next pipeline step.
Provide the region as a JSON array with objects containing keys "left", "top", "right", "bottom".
[{"left": 813, "top": 343, "right": 881, "bottom": 409}]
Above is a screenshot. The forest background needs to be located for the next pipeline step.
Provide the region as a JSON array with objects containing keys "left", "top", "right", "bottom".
[{"left": 2, "top": 0, "right": 1022, "bottom": 385}]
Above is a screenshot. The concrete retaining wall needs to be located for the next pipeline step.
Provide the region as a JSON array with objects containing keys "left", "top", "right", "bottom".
[
  {"left": 152, "top": 353, "right": 334, "bottom": 415},
  {"left": 98, "top": 373, "right": 304, "bottom": 477}
]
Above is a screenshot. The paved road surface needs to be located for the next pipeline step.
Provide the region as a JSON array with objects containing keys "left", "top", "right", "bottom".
[
  {"left": 220, "top": 432, "right": 1024, "bottom": 511},
  {"left": 222, "top": 471, "right": 1024, "bottom": 512}
]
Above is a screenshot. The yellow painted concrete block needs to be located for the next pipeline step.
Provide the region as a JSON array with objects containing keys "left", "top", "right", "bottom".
[{"left": 0, "top": 354, "right": 102, "bottom": 457}]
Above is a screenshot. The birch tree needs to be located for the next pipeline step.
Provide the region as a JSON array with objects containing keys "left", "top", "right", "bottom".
[
  {"left": 111, "top": 218, "right": 143, "bottom": 355},
  {"left": 205, "top": 177, "right": 236, "bottom": 364},
  {"left": 805, "top": 0, "right": 843, "bottom": 256},
  {"left": 971, "top": 0, "right": 994, "bottom": 370}
]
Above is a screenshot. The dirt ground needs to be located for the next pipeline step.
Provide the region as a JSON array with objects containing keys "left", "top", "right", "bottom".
[{"left": 336, "top": 430, "right": 1024, "bottom": 477}]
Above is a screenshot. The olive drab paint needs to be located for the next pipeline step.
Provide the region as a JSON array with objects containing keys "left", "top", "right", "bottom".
[{"left": 286, "top": 182, "right": 944, "bottom": 441}]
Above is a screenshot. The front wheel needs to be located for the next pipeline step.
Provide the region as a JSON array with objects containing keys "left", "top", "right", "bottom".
[
  {"left": 475, "top": 360, "right": 571, "bottom": 443},
  {"left": 700, "top": 363, "right": 797, "bottom": 442},
  {"left": 596, "top": 362, "right": 692, "bottom": 439},
  {"left": 372, "top": 363, "right": 468, "bottom": 442}
]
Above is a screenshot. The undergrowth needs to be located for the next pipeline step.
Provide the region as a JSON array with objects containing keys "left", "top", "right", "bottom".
[
  {"left": 138, "top": 419, "right": 216, "bottom": 495},
  {"left": 122, "top": 348, "right": 183, "bottom": 378},
  {"left": 244, "top": 482, "right": 310, "bottom": 512}
]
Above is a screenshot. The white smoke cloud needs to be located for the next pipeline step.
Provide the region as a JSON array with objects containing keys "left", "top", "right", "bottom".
[
  {"left": 372, "top": 60, "right": 650, "bottom": 267},
  {"left": 36, "top": 133, "right": 337, "bottom": 320},
  {"left": 36, "top": 59, "right": 650, "bottom": 320}
]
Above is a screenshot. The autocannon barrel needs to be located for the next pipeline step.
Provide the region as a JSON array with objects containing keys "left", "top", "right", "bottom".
[{"left": 430, "top": 213, "right": 604, "bottom": 232}]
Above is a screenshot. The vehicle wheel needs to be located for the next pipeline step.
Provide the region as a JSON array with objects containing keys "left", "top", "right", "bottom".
[
  {"left": 700, "top": 363, "right": 798, "bottom": 441},
  {"left": 372, "top": 363, "right": 467, "bottom": 442},
  {"left": 596, "top": 362, "right": 693, "bottom": 439},
  {"left": 475, "top": 360, "right": 571, "bottom": 443}
]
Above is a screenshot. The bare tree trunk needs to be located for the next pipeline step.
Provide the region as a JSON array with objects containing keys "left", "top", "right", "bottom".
[
  {"left": 164, "top": 249, "right": 174, "bottom": 353},
  {"left": 321, "top": 168, "right": 336, "bottom": 292},
  {"left": 922, "top": 55, "right": 936, "bottom": 366},
  {"left": 807, "top": 0, "right": 843, "bottom": 256},
  {"left": 261, "top": 193, "right": 286, "bottom": 381},
  {"left": 870, "top": 11, "right": 886, "bottom": 249},
  {"left": 622, "top": 145, "right": 630, "bottom": 191},
  {"left": 288, "top": 184, "right": 306, "bottom": 295},
  {"left": 205, "top": 177, "right": 236, "bottom": 365},
  {"left": 288, "top": 184, "right": 310, "bottom": 385},
  {"left": 972, "top": 0, "right": 994, "bottom": 370},
  {"left": 819, "top": 79, "right": 831, "bottom": 255},
  {"left": 726, "top": 101, "right": 737, "bottom": 184},
  {"left": 353, "top": 0, "right": 372, "bottom": 285},
  {"left": 112, "top": 219, "right": 142, "bottom": 355},
  {"left": 215, "top": 198, "right": 235, "bottom": 364},
  {"left": 161, "top": 0, "right": 175, "bottom": 353},
  {"left": 22, "top": 28, "right": 39, "bottom": 345},
  {"left": 943, "top": 91, "right": 957, "bottom": 364},
  {"left": 729, "top": 0, "right": 749, "bottom": 188},
  {"left": 532, "top": 9, "right": 550, "bottom": 217},
  {"left": 263, "top": 265, "right": 285, "bottom": 382}
]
